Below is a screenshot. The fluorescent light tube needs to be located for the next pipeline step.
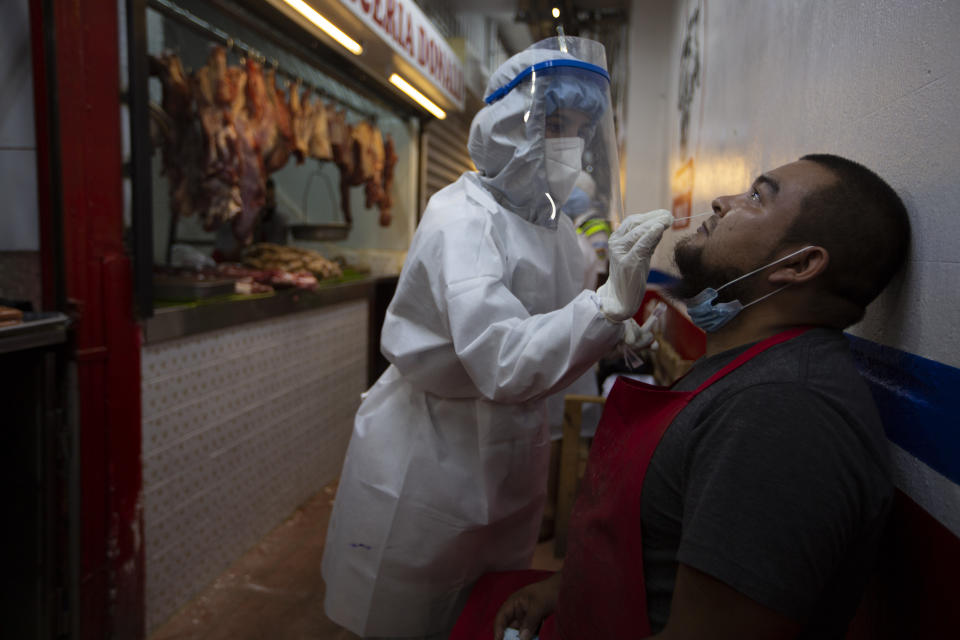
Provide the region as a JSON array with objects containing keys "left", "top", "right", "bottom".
[
  {"left": 389, "top": 73, "right": 446, "bottom": 119},
  {"left": 282, "top": 0, "right": 363, "bottom": 55}
]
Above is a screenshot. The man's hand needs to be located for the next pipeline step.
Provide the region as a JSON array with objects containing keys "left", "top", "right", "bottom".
[{"left": 493, "top": 573, "right": 562, "bottom": 640}]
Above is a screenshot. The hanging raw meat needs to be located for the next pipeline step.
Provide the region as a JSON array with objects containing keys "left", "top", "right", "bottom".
[
  {"left": 359, "top": 122, "right": 386, "bottom": 210},
  {"left": 266, "top": 70, "right": 295, "bottom": 172},
  {"left": 172, "top": 47, "right": 266, "bottom": 243},
  {"left": 329, "top": 114, "right": 396, "bottom": 227},
  {"left": 289, "top": 82, "right": 311, "bottom": 163},
  {"left": 231, "top": 115, "right": 266, "bottom": 244},
  {"left": 307, "top": 95, "right": 332, "bottom": 161},
  {"left": 208, "top": 58, "right": 265, "bottom": 244},
  {"left": 329, "top": 107, "right": 357, "bottom": 224},
  {"left": 328, "top": 106, "right": 351, "bottom": 170},
  {"left": 151, "top": 52, "right": 192, "bottom": 120},
  {"left": 149, "top": 52, "right": 204, "bottom": 223},
  {"left": 192, "top": 46, "right": 243, "bottom": 231},
  {"left": 348, "top": 120, "right": 373, "bottom": 185},
  {"left": 244, "top": 58, "right": 268, "bottom": 123},
  {"left": 378, "top": 134, "right": 399, "bottom": 226},
  {"left": 243, "top": 61, "right": 293, "bottom": 175},
  {"left": 152, "top": 48, "right": 395, "bottom": 241}
]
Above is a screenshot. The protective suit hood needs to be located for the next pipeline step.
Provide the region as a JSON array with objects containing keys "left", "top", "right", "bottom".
[{"left": 468, "top": 37, "right": 622, "bottom": 229}]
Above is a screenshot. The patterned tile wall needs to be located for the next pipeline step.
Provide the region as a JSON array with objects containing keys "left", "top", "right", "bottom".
[
  {"left": 142, "top": 301, "right": 368, "bottom": 632},
  {"left": 0, "top": 251, "right": 42, "bottom": 311}
]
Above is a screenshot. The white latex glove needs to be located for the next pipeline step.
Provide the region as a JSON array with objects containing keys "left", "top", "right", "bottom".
[
  {"left": 596, "top": 209, "right": 674, "bottom": 322},
  {"left": 620, "top": 313, "right": 660, "bottom": 369},
  {"left": 623, "top": 312, "right": 659, "bottom": 351}
]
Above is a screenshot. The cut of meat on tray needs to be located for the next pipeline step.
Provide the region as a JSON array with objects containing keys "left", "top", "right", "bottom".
[{"left": 241, "top": 243, "right": 342, "bottom": 280}]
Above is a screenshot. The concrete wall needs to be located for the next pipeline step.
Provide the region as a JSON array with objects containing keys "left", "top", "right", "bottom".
[
  {"left": 627, "top": 0, "right": 960, "bottom": 364},
  {"left": 0, "top": 0, "right": 42, "bottom": 311},
  {"left": 0, "top": 0, "right": 38, "bottom": 252},
  {"left": 624, "top": 0, "right": 960, "bottom": 537}
]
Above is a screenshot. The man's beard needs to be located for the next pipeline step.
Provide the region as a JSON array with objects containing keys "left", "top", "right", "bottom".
[{"left": 666, "top": 236, "right": 753, "bottom": 303}]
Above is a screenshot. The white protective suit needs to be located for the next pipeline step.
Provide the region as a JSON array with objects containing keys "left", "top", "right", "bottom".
[{"left": 323, "top": 37, "right": 644, "bottom": 638}]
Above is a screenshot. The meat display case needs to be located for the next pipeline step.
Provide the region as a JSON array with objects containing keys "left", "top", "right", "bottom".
[{"left": 128, "top": 0, "right": 424, "bottom": 318}]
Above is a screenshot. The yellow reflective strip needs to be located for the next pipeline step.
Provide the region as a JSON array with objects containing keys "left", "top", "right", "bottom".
[{"left": 580, "top": 219, "right": 612, "bottom": 236}]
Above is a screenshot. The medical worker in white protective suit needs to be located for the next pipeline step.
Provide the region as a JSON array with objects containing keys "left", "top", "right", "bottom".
[{"left": 322, "top": 36, "right": 673, "bottom": 639}]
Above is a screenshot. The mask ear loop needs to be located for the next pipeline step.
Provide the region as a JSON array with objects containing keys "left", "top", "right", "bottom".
[
  {"left": 714, "top": 245, "right": 816, "bottom": 295},
  {"left": 740, "top": 283, "right": 792, "bottom": 310},
  {"left": 709, "top": 245, "right": 815, "bottom": 312}
]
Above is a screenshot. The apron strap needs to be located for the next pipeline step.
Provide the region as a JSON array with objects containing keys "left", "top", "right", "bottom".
[{"left": 693, "top": 326, "right": 812, "bottom": 394}]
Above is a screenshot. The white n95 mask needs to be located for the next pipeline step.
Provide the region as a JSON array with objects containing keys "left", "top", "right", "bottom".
[{"left": 544, "top": 137, "right": 584, "bottom": 205}]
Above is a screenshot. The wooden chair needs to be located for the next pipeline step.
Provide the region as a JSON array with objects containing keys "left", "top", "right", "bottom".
[{"left": 554, "top": 393, "right": 605, "bottom": 557}]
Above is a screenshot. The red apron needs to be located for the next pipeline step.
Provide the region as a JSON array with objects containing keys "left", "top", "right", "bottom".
[{"left": 450, "top": 328, "right": 809, "bottom": 640}]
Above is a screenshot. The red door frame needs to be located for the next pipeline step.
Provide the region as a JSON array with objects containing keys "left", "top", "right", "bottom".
[{"left": 30, "top": 1, "right": 145, "bottom": 638}]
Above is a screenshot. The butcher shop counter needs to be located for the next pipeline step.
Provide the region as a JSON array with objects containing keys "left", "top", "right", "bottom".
[
  {"left": 144, "top": 274, "right": 398, "bottom": 381},
  {"left": 146, "top": 273, "right": 395, "bottom": 335}
]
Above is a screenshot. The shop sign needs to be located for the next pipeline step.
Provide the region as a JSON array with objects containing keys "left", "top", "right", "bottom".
[{"left": 340, "top": 0, "right": 465, "bottom": 109}]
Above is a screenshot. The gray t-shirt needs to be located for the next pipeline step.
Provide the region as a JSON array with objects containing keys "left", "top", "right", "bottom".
[{"left": 641, "top": 328, "right": 892, "bottom": 638}]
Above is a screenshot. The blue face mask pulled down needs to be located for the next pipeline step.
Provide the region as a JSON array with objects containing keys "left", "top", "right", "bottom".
[{"left": 683, "top": 246, "right": 814, "bottom": 333}]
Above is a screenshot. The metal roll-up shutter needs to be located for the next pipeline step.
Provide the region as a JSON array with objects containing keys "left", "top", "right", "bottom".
[{"left": 420, "top": 110, "right": 476, "bottom": 215}]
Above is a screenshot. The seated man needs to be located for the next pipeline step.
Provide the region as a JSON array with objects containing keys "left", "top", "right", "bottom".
[{"left": 450, "top": 153, "right": 911, "bottom": 640}]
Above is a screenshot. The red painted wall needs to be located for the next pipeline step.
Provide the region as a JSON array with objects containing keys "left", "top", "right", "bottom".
[
  {"left": 846, "top": 490, "right": 960, "bottom": 639},
  {"left": 31, "top": 1, "right": 145, "bottom": 637}
]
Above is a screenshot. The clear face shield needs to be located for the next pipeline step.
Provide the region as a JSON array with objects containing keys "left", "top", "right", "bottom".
[{"left": 470, "top": 36, "right": 622, "bottom": 230}]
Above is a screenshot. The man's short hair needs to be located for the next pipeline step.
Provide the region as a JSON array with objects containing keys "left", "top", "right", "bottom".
[{"left": 782, "top": 154, "right": 911, "bottom": 321}]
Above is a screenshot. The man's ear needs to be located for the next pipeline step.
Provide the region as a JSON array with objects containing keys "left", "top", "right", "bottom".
[{"left": 767, "top": 246, "right": 829, "bottom": 285}]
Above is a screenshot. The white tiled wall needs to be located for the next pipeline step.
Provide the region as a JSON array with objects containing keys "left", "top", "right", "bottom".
[
  {"left": 0, "top": 0, "right": 39, "bottom": 251},
  {"left": 142, "top": 301, "right": 368, "bottom": 632}
]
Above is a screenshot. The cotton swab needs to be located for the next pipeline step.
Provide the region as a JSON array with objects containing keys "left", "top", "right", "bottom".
[
  {"left": 623, "top": 210, "right": 714, "bottom": 222},
  {"left": 623, "top": 210, "right": 714, "bottom": 220}
]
